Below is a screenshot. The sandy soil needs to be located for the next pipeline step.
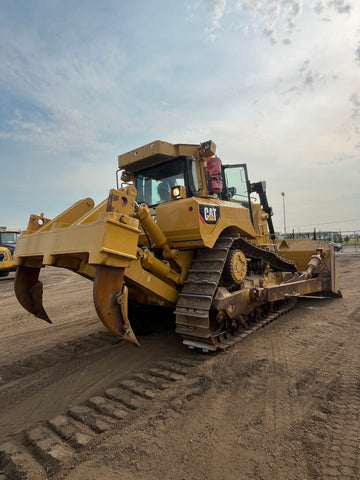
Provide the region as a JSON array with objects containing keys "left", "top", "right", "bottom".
[{"left": 0, "top": 254, "right": 359, "bottom": 479}]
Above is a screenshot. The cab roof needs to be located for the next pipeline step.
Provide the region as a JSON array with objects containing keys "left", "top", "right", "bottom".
[{"left": 118, "top": 140, "right": 216, "bottom": 173}]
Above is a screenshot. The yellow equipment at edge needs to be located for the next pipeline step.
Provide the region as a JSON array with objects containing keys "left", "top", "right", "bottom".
[
  {"left": 13, "top": 140, "right": 341, "bottom": 352},
  {"left": 0, "top": 228, "right": 21, "bottom": 278}
]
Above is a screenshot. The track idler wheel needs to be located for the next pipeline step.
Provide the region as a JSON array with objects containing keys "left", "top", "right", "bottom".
[
  {"left": 222, "top": 249, "right": 247, "bottom": 286},
  {"left": 14, "top": 265, "right": 52, "bottom": 323},
  {"left": 93, "top": 265, "right": 140, "bottom": 347}
]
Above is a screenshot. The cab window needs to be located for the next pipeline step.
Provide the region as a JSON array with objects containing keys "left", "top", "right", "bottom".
[
  {"left": 135, "top": 158, "right": 186, "bottom": 206},
  {"left": 222, "top": 164, "right": 250, "bottom": 206},
  {"left": 0, "top": 232, "right": 20, "bottom": 245}
]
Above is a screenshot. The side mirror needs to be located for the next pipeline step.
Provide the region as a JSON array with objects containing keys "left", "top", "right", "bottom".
[{"left": 227, "top": 187, "right": 237, "bottom": 198}]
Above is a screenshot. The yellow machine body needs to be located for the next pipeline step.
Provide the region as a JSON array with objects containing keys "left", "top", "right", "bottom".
[
  {"left": 13, "top": 140, "right": 341, "bottom": 351},
  {"left": 0, "top": 228, "right": 21, "bottom": 277},
  {"left": 0, "top": 246, "right": 14, "bottom": 276}
]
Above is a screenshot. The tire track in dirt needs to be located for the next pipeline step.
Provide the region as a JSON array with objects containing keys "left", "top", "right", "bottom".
[
  {"left": 0, "top": 330, "right": 121, "bottom": 387},
  {"left": 284, "top": 304, "right": 360, "bottom": 479},
  {"left": 315, "top": 306, "right": 360, "bottom": 479},
  {"left": 0, "top": 354, "right": 207, "bottom": 479},
  {"left": 258, "top": 318, "right": 306, "bottom": 479}
]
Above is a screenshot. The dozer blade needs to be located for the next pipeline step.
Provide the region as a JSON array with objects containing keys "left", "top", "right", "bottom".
[
  {"left": 93, "top": 265, "right": 140, "bottom": 347},
  {"left": 14, "top": 266, "right": 52, "bottom": 323}
]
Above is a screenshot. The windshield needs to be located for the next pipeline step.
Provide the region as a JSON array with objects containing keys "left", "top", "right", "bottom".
[
  {"left": 135, "top": 157, "right": 186, "bottom": 206},
  {"left": 0, "top": 232, "right": 20, "bottom": 245}
]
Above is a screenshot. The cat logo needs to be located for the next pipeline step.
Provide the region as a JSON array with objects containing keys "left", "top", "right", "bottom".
[{"left": 199, "top": 205, "right": 220, "bottom": 225}]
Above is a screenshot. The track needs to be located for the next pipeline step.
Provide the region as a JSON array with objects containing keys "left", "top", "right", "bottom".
[{"left": 175, "top": 233, "right": 297, "bottom": 351}]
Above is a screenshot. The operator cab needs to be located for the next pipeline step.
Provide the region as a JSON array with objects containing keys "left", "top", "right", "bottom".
[
  {"left": 117, "top": 140, "right": 262, "bottom": 221},
  {"left": 133, "top": 156, "right": 199, "bottom": 207},
  {"left": 116, "top": 139, "right": 275, "bottom": 236},
  {"left": 133, "top": 155, "right": 252, "bottom": 209}
]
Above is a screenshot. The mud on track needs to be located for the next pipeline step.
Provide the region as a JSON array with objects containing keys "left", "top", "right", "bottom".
[{"left": 0, "top": 255, "right": 359, "bottom": 479}]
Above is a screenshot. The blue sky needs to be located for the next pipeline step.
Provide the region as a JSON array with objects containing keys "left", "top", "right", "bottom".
[{"left": 1, "top": 0, "right": 359, "bottom": 234}]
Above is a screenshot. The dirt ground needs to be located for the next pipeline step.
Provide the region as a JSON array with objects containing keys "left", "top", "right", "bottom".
[{"left": 0, "top": 253, "right": 359, "bottom": 479}]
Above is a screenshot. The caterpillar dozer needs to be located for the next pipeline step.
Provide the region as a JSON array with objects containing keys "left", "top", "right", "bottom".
[{"left": 13, "top": 140, "right": 341, "bottom": 351}]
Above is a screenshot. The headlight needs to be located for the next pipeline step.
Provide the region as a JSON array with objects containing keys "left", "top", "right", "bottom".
[
  {"left": 171, "top": 185, "right": 186, "bottom": 200},
  {"left": 172, "top": 186, "right": 181, "bottom": 198}
]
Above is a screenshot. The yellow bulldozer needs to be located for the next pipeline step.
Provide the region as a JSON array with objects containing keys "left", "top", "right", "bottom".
[
  {"left": 0, "top": 228, "right": 21, "bottom": 277},
  {"left": 13, "top": 140, "right": 341, "bottom": 351}
]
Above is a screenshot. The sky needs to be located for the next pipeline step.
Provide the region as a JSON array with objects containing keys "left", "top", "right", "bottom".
[{"left": 1, "top": 0, "right": 359, "bottom": 234}]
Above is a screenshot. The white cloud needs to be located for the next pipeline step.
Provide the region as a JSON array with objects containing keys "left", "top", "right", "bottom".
[
  {"left": 204, "top": 0, "right": 355, "bottom": 46},
  {"left": 355, "top": 45, "right": 360, "bottom": 65},
  {"left": 0, "top": 23, "right": 133, "bottom": 155},
  {"left": 207, "top": 0, "right": 227, "bottom": 27}
]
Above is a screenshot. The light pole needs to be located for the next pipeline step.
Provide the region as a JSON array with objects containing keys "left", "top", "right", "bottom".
[{"left": 281, "top": 192, "right": 286, "bottom": 235}]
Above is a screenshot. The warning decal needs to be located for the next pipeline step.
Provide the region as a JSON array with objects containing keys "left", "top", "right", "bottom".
[{"left": 199, "top": 205, "right": 220, "bottom": 225}]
